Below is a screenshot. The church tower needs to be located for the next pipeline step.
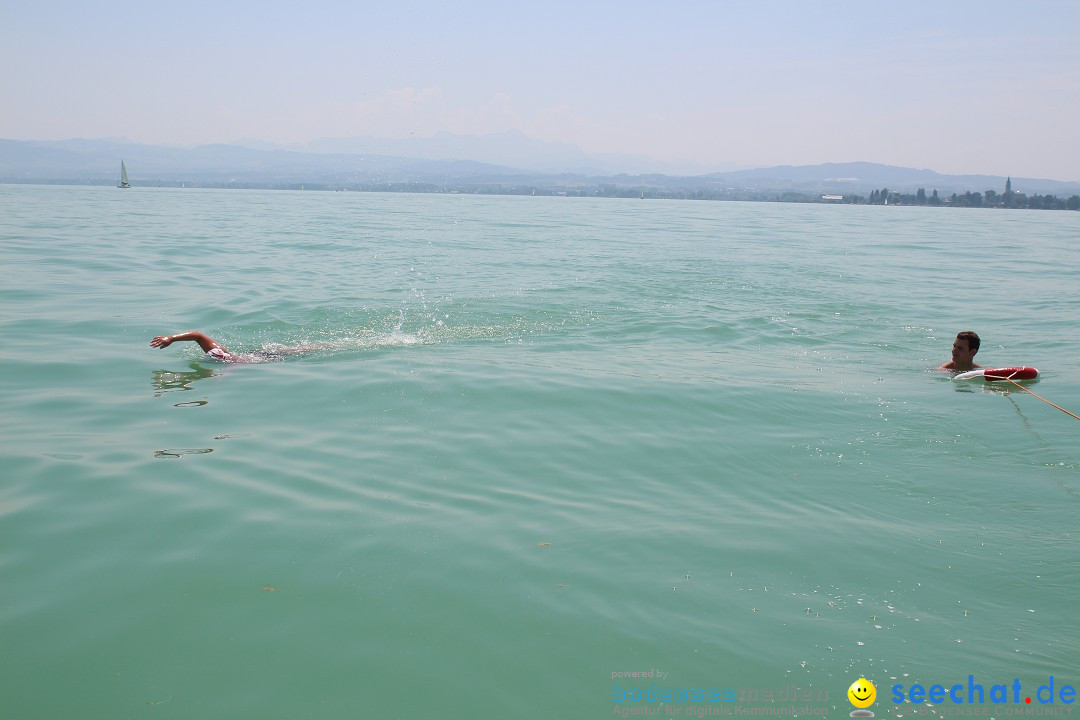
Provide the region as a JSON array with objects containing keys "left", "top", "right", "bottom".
[{"left": 1005, "top": 177, "right": 1012, "bottom": 194}]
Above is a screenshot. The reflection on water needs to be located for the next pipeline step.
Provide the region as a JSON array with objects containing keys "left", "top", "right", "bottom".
[
  {"left": 153, "top": 448, "right": 214, "bottom": 459},
  {"left": 151, "top": 363, "right": 220, "bottom": 397}
]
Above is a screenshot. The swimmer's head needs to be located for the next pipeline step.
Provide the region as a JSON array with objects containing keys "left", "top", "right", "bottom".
[
  {"left": 952, "top": 331, "right": 979, "bottom": 364},
  {"left": 956, "top": 331, "right": 980, "bottom": 353}
]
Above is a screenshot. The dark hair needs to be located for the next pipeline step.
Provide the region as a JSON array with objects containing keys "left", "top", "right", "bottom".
[{"left": 957, "top": 331, "right": 980, "bottom": 353}]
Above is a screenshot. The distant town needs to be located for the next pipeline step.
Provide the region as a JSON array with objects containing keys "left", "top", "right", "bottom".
[{"left": 821, "top": 178, "right": 1080, "bottom": 210}]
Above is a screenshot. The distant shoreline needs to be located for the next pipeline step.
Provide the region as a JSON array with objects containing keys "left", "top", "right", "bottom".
[{"left": 4, "top": 179, "right": 1078, "bottom": 210}]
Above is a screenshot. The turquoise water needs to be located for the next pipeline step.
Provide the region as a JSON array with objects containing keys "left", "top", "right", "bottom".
[{"left": 2, "top": 185, "right": 1078, "bottom": 719}]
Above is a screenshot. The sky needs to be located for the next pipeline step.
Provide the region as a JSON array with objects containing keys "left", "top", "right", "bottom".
[{"left": 2, "top": 0, "right": 1078, "bottom": 180}]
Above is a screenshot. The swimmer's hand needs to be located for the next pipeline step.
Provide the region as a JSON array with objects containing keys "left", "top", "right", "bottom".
[{"left": 151, "top": 335, "right": 174, "bottom": 349}]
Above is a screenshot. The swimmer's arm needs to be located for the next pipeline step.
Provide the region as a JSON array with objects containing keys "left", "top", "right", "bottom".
[{"left": 151, "top": 331, "right": 227, "bottom": 354}]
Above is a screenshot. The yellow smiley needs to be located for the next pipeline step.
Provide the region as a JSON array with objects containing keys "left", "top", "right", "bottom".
[{"left": 848, "top": 678, "right": 876, "bottom": 709}]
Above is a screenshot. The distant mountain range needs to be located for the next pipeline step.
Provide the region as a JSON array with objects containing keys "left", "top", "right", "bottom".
[
  {"left": 2, "top": 136, "right": 1078, "bottom": 197},
  {"left": 288, "top": 130, "right": 732, "bottom": 176}
]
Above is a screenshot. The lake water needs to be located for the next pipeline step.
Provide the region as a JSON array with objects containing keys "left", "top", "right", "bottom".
[{"left": 2, "top": 185, "right": 1078, "bottom": 719}]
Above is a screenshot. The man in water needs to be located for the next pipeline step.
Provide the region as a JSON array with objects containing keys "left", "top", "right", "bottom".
[
  {"left": 939, "top": 331, "right": 981, "bottom": 372},
  {"left": 151, "top": 331, "right": 322, "bottom": 362}
]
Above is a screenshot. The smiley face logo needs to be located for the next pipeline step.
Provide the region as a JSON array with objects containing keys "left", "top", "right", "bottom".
[{"left": 848, "top": 678, "right": 876, "bottom": 709}]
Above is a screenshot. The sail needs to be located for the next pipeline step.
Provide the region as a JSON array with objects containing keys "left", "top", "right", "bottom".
[{"left": 118, "top": 161, "right": 130, "bottom": 188}]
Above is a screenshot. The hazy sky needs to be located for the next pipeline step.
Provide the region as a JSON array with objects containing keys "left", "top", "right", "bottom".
[{"left": 2, "top": 0, "right": 1078, "bottom": 179}]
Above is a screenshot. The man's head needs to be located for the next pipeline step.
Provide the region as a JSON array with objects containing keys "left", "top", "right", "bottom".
[{"left": 952, "top": 331, "right": 980, "bottom": 365}]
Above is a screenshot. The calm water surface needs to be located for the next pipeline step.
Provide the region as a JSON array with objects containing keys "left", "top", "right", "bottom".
[{"left": 2, "top": 185, "right": 1078, "bottom": 719}]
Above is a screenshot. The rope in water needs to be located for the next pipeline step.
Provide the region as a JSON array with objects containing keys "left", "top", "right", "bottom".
[{"left": 1002, "top": 375, "right": 1080, "bottom": 423}]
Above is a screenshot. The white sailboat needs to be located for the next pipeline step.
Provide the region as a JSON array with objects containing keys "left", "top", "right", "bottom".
[{"left": 117, "top": 161, "right": 131, "bottom": 188}]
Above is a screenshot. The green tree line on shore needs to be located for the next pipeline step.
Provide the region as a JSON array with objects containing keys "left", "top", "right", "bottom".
[{"left": 865, "top": 187, "right": 1080, "bottom": 210}]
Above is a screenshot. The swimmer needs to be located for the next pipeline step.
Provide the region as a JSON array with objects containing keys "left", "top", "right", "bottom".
[
  {"left": 939, "top": 331, "right": 981, "bottom": 372},
  {"left": 151, "top": 331, "right": 323, "bottom": 363}
]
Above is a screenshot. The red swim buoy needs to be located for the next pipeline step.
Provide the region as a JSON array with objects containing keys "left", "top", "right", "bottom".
[
  {"left": 983, "top": 367, "right": 1039, "bottom": 381},
  {"left": 954, "top": 366, "right": 1039, "bottom": 381}
]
